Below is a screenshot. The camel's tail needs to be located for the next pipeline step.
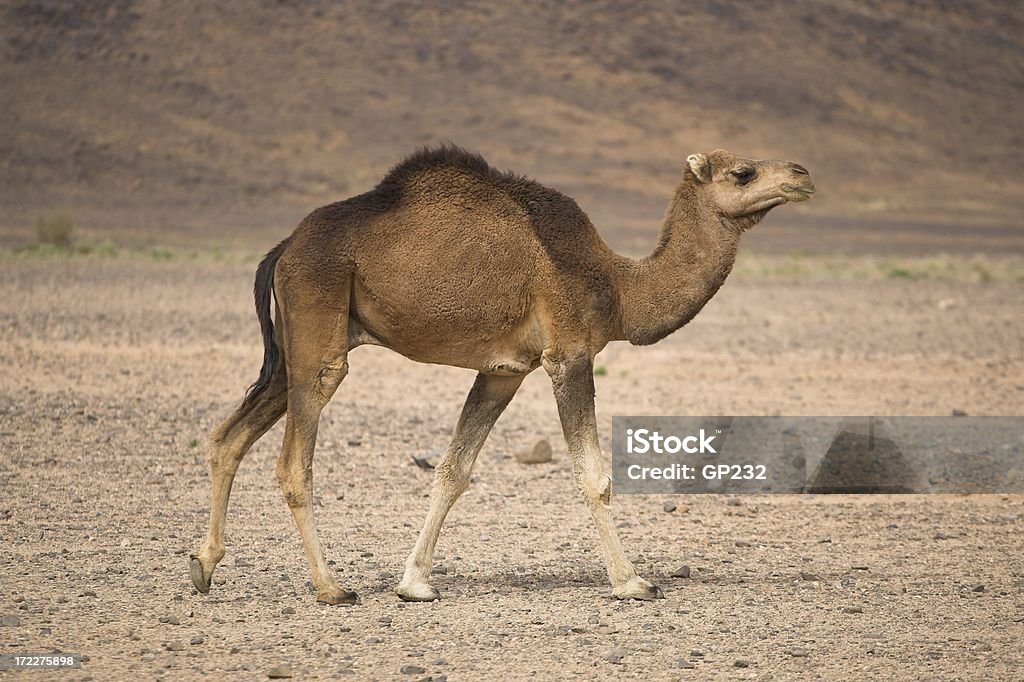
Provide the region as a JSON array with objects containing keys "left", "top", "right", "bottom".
[{"left": 242, "top": 238, "right": 290, "bottom": 407}]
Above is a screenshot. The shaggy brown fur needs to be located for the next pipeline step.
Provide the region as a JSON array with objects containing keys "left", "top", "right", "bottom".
[{"left": 190, "top": 145, "right": 815, "bottom": 604}]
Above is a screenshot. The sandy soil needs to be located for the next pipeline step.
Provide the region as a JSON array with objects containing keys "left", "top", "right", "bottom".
[{"left": 1, "top": 257, "right": 1023, "bottom": 680}]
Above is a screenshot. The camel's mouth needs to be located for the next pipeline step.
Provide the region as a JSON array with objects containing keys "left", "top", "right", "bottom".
[{"left": 782, "top": 182, "right": 816, "bottom": 203}]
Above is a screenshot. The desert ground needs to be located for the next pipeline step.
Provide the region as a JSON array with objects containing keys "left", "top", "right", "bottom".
[{"left": 1, "top": 251, "right": 1022, "bottom": 680}]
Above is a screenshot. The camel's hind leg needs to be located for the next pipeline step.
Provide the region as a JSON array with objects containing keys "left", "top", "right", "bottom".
[
  {"left": 274, "top": 270, "right": 357, "bottom": 605},
  {"left": 190, "top": 362, "right": 288, "bottom": 593},
  {"left": 397, "top": 372, "right": 525, "bottom": 601}
]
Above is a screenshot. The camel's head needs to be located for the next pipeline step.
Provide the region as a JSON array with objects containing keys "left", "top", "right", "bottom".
[{"left": 685, "top": 149, "right": 815, "bottom": 229}]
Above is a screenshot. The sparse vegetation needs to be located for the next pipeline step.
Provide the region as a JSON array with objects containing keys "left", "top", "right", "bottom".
[
  {"left": 732, "top": 252, "right": 1024, "bottom": 283},
  {"left": 593, "top": 365, "right": 607, "bottom": 376},
  {"left": 34, "top": 214, "right": 75, "bottom": 249}
]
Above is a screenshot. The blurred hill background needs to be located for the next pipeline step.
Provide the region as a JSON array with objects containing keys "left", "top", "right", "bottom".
[{"left": 2, "top": 0, "right": 1022, "bottom": 254}]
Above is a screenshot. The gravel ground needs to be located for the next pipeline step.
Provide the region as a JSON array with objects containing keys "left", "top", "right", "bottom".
[{"left": 1, "top": 258, "right": 1022, "bottom": 680}]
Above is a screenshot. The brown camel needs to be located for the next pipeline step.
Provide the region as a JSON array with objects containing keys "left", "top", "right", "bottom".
[{"left": 189, "top": 145, "right": 815, "bottom": 604}]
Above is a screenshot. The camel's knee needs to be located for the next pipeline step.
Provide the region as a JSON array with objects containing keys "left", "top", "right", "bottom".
[
  {"left": 208, "top": 440, "right": 244, "bottom": 476},
  {"left": 275, "top": 458, "right": 311, "bottom": 509},
  {"left": 434, "top": 453, "right": 474, "bottom": 496},
  {"left": 315, "top": 359, "right": 349, "bottom": 403},
  {"left": 578, "top": 471, "right": 612, "bottom": 507}
]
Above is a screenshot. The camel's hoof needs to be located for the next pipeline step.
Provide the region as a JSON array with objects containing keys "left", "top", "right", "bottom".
[
  {"left": 189, "top": 556, "right": 211, "bottom": 594},
  {"left": 317, "top": 589, "right": 360, "bottom": 606},
  {"left": 612, "top": 578, "right": 665, "bottom": 601},
  {"left": 396, "top": 582, "right": 440, "bottom": 602}
]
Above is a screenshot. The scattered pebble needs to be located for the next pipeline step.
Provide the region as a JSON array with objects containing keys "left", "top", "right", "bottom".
[
  {"left": 366, "top": 637, "right": 383, "bottom": 644},
  {"left": 267, "top": 665, "right": 292, "bottom": 679},
  {"left": 515, "top": 438, "right": 553, "bottom": 464},
  {"left": 800, "top": 572, "right": 820, "bottom": 581},
  {"left": 690, "top": 649, "right": 704, "bottom": 657},
  {"left": 788, "top": 647, "right": 809, "bottom": 657},
  {"left": 159, "top": 616, "right": 180, "bottom": 625},
  {"left": 735, "top": 540, "right": 751, "bottom": 547},
  {"left": 400, "top": 664, "right": 426, "bottom": 674},
  {"left": 734, "top": 659, "right": 750, "bottom": 668},
  {"left": 671, "top": 566, "right": 691, "bottom": 579},
  {"left": 933, "top": 532, "right": 948, "bottom": 540},
  {"left": 952, "top": 409, "right": 968, "bottom": 417},
  {"left": 677, "top": 658, "right": 695, "bottom": 669},
  {"left": 165, "top": 641, "right": 184, "bottom": 652},
  {"left": 190, "top": 635, "right": 205, "bottom": 645},
  {"left": 0, "top": 615, "right": 20, "bottom": 627},
  {"left": 281, "top": 607, "right": 296, "bottom": 615},
  {"left": 663, "top": 501, "right": 677, "bottom": 513},
  {"left": 843, "top": 606, "right": 864, "bottom": 614},
  {"left": 972, "top": 584, "right": 986, "bottom": 593},
  {"left": 431, "top": 565, "right": 448, "bottom": 576},
  {"left": 595, "top": 625, "right": 618, "bottom": 635},
  {"left": 603, "top": 646, "right": 627, "bottom": 664}
]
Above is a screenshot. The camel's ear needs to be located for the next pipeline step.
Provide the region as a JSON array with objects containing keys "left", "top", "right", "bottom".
[{"left": 686, "top": 153, "right": 712, "bottom": 183}]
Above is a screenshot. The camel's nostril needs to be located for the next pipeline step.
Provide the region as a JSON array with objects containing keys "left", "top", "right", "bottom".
[{"left": 791, "top": 164, "right": 809, "bottom": 175}]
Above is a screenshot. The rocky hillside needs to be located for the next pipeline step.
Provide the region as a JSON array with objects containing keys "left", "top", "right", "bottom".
[{"left": 2, "top": 0, "right": 1022, "bottom": 253}]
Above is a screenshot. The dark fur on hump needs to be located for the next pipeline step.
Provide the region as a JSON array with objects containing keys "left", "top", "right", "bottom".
[{"left": 375, "top": 143, "right": 544, "bottom": 201}]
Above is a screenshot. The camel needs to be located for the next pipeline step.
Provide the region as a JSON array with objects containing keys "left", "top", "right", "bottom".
[{"left": 189, "top": 145, "right": 815, "bottom": 604}]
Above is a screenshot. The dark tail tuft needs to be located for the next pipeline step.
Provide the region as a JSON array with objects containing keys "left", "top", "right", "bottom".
[{"left": 242, "top": 238, "right": 290, "bottom": 406}]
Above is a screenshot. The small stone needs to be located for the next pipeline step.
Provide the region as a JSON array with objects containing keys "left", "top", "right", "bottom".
[
  {"left": 603, "top": 646, "right": 627, "bottom": 664},
  {"left": 159, "top": 616, "right": 180, "bottom": 625},
  {"left": 851, "top": 565, "right": 869, "bottom": 571},
  {"left": 972, "top": 584, "right": 986, "bottom": 593},
  {"left": 366, "top": 637, "right": 383, "bottom": 644},
  {"left": 933, "top": 532, "right": 947, "bottom": 540},
  {"left": 734, "top": 659, "right": 750, "bottom": 668},
  {"left": 165, "top": 641, "right": 184, "bottom": 652},
  {"left": 431, "top": 565, "right": 448, "bottom": 576},
  {"left": 281, "top": 607, "right": 296, "bottom": 615},
  {"left": 516, "top": 438, "right": 553, "bottom": 464},
  {"left": 952, "top": 409, "right": 968, "bottom": 417},
  {"left": 788, "top": 647, "right": 809, "bottom": 657},
  {"left": 671, "top": 565, "right": 691, "bottom": 579},
  {"left": 267, "top": 665, "right": 293, "bottom": 679},
  {"left": 663, "top": 501, "right": 677, "bottom": 513},
  {"left": 400, "top": 664, "right": 426, "bottom": 675},
  {"left": 690, "top": 649, "right": 704, "bottom": 657},
  {"left": 800, "top": 572, "right": 820, "bottom": 581},
  {"left": 677, "top": 658, "right": 695, "bottom": 669},
  {"left": 842, "top": 606, "right": 864, "bottom": 614},
  {"left": 190, "top": 635, "right": 205, "bottom": 645},
  {"left": 595, "top": 625, "right": 618, "bottom": 635},
  {"left": 0, "top": 615, "right": 20, "bottom": 627}
]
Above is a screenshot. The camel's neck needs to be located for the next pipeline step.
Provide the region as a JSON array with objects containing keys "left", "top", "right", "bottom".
[{"left": 613, "top": 181, "right": 740, "bottom": 345}]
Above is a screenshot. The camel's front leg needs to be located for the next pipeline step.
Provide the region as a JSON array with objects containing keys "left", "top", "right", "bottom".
[
  {"left": 397, "top": 372, "right": 525, "bottom": 601},
  {"left": 542, "top": 349, "right": 664, "bottom": 600}
]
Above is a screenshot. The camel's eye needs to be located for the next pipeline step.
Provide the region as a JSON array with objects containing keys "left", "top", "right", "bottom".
[{"left": 731, "top": 168, "right": 755, "bottom": 185}]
